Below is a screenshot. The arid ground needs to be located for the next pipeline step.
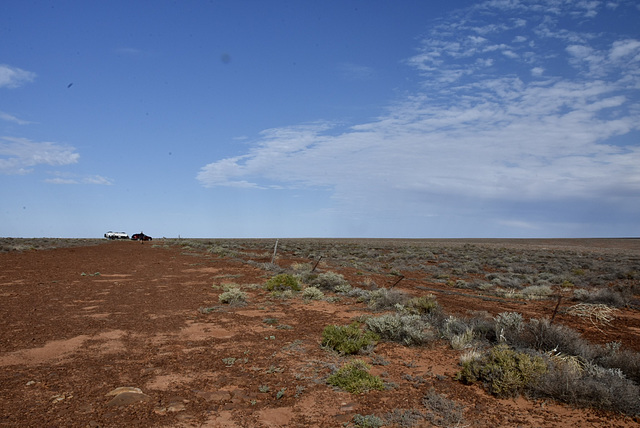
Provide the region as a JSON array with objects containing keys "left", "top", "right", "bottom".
[{"left": 1, "top": 238, "right": 639, "bottom": 427}]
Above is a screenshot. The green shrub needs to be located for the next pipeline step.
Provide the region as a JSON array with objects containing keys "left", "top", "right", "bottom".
[
  {"left": 422, "top": 387, "right": 467, "bottom": 427},
  {"left": 585, "top": 287, "right": 628, "bottom": 308},
  {"left": 270, "top": 289, "right": 296, "bottom": 300},
  {"left": 218, "top": 288, "right": 247, "bottom": 305},
  {"left": 494, "top": 312, "right": 523, "bottom": 342},
  {"left": 600, "top": 348, "right": 640, "bottom": 384},
  {"left": 383, "top": 409, "right": 424, "bottom": 427},
  {"left": 321, "top": 323, "right": 379, "bottom": 354},
  {"left": 312, "top": 271, "right": 349, "bottom": 292},
  {"left": 368, "top": 287, "right": 409, "bottom": 311},
  {"left": 534, "top": 359, "right": 640, "bottom": 416},
  {"left": 449, "top": 327, "right": 475, "bottom": 350},
  {"left": 455, "top": 344, "right": 547, "bottom": 397},
  {"left": 352, "top": 414, "right": 384, "bottom": 428},
  {"left": 514, "top": 318, "right": 594, "bottom": 357},
  {"left": 265, "top": 273, "right": 301, "bottom": 292},
  {"left": 365, "top": 313, "right": 434, "bottom": 346},
  {"left": 302, "top": 286, "right": 324, "bottom": 301},
  {"left": 406, "top": 294, "right": 440, "bottom": 315},
  {"left": 521, "top": 285, "right": 554, "bottom": 299},
  {"left": 327, "top": 359, "right": 384, "bottom": 394}
]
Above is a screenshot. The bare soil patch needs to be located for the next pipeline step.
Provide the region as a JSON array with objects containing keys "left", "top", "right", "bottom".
[{"left": 1, "top": 238, "right": 639, "bottom": 427}]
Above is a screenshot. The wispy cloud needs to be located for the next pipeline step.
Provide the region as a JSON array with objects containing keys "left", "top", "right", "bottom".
[
  {"left": 115, "top": 47, "right": 143, "bottom": 56},
  {"left": 0, "top": 137, "right": 79, "bottom": 174},
  {"left": 197, "top": 0, "right": 640, "bottom": 235},
  {"left": 44, "top": 173, "right": 113, "bottom": 185},
  {"left": 337, "top": 63, "right": 376, "bottom": 81},
  {"left": 0, "top": 64, "right": 36, "bottom": 89},
  {"left": 0, "top": 111, "right": 32, "bottom": 125}
]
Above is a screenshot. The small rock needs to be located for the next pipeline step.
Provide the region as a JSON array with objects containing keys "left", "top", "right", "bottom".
[
  {"left": 105, "top": 387, "right": 151, "bottom": 407},
  {"left": 167, "top": 402, "right": 186, "bottom": 412},
  {"left": 195, "top": 390, "right": 231, "bottom": 403},
  {"left": 105, "top": 386, "right": 144, "bottom": 397},
  {"left": 25, "top": 381, "right": 36, "bottom": 386},
  {"left": 106, "top": 391, "right": 152, "bottom": 407}
]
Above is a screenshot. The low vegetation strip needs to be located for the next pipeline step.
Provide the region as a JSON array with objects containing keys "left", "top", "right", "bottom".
[{"left": 1, "top": 238, "right": 638, "bottom": 427}]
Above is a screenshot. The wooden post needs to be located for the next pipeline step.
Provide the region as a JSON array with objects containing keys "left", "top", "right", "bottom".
[
  {"left": 550, "top": 295, "right": 562, "bottom": 324},
  {"left": 271, "top": 239, "right": 279, "bottom": 264},
  {"left": 390, "top": 275, "right": 405, "bottom": 288},
  {"left": 311, "top": 256, "right": 323, "bottom": 272}
]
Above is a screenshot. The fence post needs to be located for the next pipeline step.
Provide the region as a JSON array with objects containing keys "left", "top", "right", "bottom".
[{"left": 271, "top": 239, "right": 279, "bottom": 264}]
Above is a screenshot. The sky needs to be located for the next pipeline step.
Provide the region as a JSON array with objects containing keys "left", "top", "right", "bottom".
[{"left": 1, "top": 0, "right": 639, "bottom": 239}]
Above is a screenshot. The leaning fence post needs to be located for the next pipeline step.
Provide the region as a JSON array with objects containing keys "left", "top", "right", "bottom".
[
  {"left": 550, "top": 295, "right": 562, "bottom": 324},
  {"left": 390, "top": 274, "right": 405, "bottom": 288},
  {"left": 271, "top": 239, "right": 279, "bottom": 264},
  {"left": 311, "top": 255, "right": 323, "bottom": 272}
]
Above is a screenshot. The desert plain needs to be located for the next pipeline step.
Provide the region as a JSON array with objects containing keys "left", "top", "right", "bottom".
[{"left": 1, "top": 237, "right": 639, "bottom": 427}]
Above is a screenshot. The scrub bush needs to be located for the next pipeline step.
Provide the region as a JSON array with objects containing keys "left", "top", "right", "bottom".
[
  {"left": 368, "top": 287, "right": 410, "bottom": 311},
  {"left": 365, "top": 313, "right": 434, "bottom": 346},
  {"left": 327, "top": 359, "right": 384, "bottom": 393},
  {"left": 218, "top": 288, "right": 247, "bottom": 305},
  {"left": 456, "top": 344, "right": 547, "bottom": 398},
  {"left": 321, "top": 323, "right": 379, "bottom": 354},
  {"left": 405, "top": 294, "right": 440, "bottom": 315},
  {"left": 534, "top": 359, "right": 640, "bottom": 416},
  {"left": 422, "top": 387, "right": 467, "bottom": 427},
  {"left": 302, "top": 286, "right": 324, "bottom": 301},
  {"left": 352, "top": 414, "right": 384, "bottom": 428},
  {"left": 311, "top": 271, "right": 349, "bottom": 292},
  {"left": 265, "top": 273, "right": 301, "bottom": 292}
]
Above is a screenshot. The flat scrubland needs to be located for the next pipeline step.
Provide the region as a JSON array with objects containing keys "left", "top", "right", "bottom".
[{"left": 0, "top": 237, "right": 639, "bottom": 427}]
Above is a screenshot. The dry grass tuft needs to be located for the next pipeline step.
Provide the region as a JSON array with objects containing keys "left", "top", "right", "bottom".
[{"left": 566, "top": 303, "right": 618, "bottom": 329}]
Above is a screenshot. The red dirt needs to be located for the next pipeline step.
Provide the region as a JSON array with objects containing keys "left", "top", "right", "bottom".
[{"left": 1, "top": 239, "right": 639, "bottom": 427}]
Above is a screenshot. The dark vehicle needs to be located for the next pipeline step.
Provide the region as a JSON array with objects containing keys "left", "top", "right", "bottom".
[{"left": 131, "top": 233, "right": 152, "bottom": 241}]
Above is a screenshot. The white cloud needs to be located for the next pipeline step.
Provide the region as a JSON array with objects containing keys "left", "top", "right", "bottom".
[
  {"left": 575, "top": 0, "right": 601, "bottom": 18},
  {"left": 337, "top": 63, "right": 376, "bottom": 80},
  {"left": 609, "top": 39, "right": 640, "bottom": 61},
  {"left": 0, "top": 111, "right": 31, "bottom": 125},
  {"left": 0, "top": 137, "right": 79, "bottom": 174},
  {"left": 198, "top": 0, "right": 640, "bottom": 234},
  {"left": 44, "top": 174, "right": 113, "bottom": 185},
  {"left": 531, "top": 66, "right": 545, "bottom": 76},
  {"left": 0, "top": 64, "right": 36, "bottom": 89},
  {"left": 82, "top": 175, "right": 113, "bottom": 185}
]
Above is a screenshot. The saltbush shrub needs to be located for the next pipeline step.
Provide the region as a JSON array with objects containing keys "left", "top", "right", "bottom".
[
  {"left": 510, "top": 318, "right": 598, "bottom": 361},
  {"left": 365, "top": 313, "right": 434, "bottom": 346},
  {"left": 521, "top": 285, "right": 554, "bottom": 299},
  {"left": 422, "top": 387, "right": 467, "bottom": 427},
  {"left": 456, "top": 344, "right": 547, "bottom": 398},
  {"left": 405, "top": 294, "right": 440, "bottom": 315},
  {"left": 302, "top": 286, "right": 324, "bottom": 301},
  {"left": 321, "top": 323, "right": 379, "bottom": 354},
  {"left": 586, "top": 287, "right": 627, "bottom": 308},
  {"left": 264, "top": 273, "right": 301, "bottom": 292},
  {"left": 534, "top": 359, "right": 640, "bottom": 416},
  {"left": 218, "top": 288, "right": 247, "bottom": 305},
  {"left": 368, "top": 287, "right": 409, "bottom": 311},
  {"left": 312, "top": 271, "right": 349, "bottom": 292},
  {"left": 494, "top": 312, "right": 524, "bottom": 342},
  {"left": 352, "top": 414, "right": 384, "bottom": 428},
  {"left": 327, "top": 359, "right": 384, "bottom": 393}
]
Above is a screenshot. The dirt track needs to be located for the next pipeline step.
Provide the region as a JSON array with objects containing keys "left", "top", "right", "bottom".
[{"left": 1, "top": 239, "right": 639, "bottom": 427}]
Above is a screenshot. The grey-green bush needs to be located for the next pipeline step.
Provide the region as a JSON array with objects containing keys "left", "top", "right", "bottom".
[{"left": 365, "top": 313, "right": 434, "bottom": 346}]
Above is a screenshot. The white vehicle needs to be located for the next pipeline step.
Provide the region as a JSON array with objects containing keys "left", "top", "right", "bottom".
[{"left": 104, "top": 231, "right": 129, "bottom": 240}]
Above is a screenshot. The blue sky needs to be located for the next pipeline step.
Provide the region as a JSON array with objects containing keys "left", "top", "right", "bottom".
[{"left": 1, "top": 0, "right": 639, "bottom": 238}]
